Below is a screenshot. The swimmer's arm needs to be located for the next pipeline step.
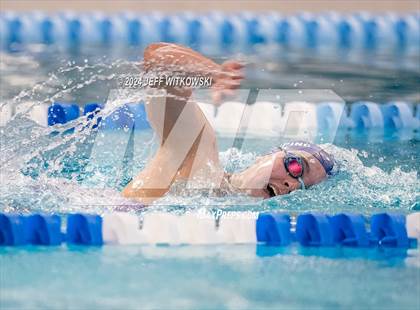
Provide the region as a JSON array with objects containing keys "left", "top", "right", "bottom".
[
  {"left": 142, "top": 43, "right": 243, "bottom": 144},
  {"left": 122, "top": 44, "right": 243, "bottom": 203},
  {"left": 143, "top": 43, "right": 218, "bottom": 143},
  {"left": 144, "top": 43, "right": 220, "bottom": 75}
]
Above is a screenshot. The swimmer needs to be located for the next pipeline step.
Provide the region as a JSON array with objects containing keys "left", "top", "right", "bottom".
[{"left": 122, "top": 43, "right": 335, "bottom": 204}]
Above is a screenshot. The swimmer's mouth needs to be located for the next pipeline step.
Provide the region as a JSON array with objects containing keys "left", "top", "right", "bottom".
[{"left": 266, "top": 183, "right": 278, "bottom": 197}]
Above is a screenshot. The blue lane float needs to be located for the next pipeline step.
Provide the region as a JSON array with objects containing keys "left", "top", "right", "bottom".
[
  {"left": 0, "top": 214, "right": 61, "bottom": 245},
  {"left": 66, "top": 214, "right": 103, "bottom": 245},
  {"left": 382, "top": 102, "right": 417, "bottom": 130},
  {"left": 0, "top": 214, "right": 27, "bottom": 246},
  {"left": 350, "top": 101, "right": 384, "bottom": 131},
  {"left": 256, "top": 213, "right": 291, "bottom": 246},
  {"left": 48, "top": 102, "right": 80, "bottom": 126},
  {"left": 382, "top": 101, "right": 417, "bottom": 140},
  {"left": 1, "top": 12, "right": 419, "bottom": 55},
  {"left": 330, "top": 213, "right": 369, "bottom": 247},
  {"left": 0, "top": 212, "right": 418, "bottom": 247},
  {"left": 46, "top": 102, "right": 151, "bottom": 131},
  {"left": 316, "top": 102, "right": 350, "bottom": 141},
  {"left": 370, "top": 213, "right": 409, "bottom": 247},
  {"left": 381, "top": 102, "right": 418, "bottom": 132},
  {"left": 24, "top": 214, "right": 62, "bottom": 245},
  {"left": 295, "top": 213, "right": 335, "bottom": 246}
]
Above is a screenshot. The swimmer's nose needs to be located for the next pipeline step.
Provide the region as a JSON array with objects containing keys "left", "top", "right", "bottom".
[
  {"left": 275, "top": 180, "right": 300, "bottom": 194},
  {"left": 282, "top": 181, "right": 293, "bottom": 194}
]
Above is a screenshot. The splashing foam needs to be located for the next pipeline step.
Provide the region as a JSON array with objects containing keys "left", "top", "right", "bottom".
[
  {"left": 1, "top": 57, "right": 147, "bottom": 214},
  {"left": 0, "top": 56, "right": 419, "bottom": 215}
]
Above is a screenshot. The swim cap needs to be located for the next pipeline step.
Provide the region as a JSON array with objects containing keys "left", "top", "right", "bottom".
[{"left": 280, "top": 141, "right": 335, "bottom": 175}]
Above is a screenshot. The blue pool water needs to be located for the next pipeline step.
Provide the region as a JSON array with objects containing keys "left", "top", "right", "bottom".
[
  {"left": 0, "top": 46, "right": 419, "bottom": 309},
  {"left": 1, "top": 245, "right": 420, "bottom": 309}
]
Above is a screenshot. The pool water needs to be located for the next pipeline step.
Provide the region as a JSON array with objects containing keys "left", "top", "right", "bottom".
[
  {"left": 1, "top": 245, "right": 419, "bottom": 309},
  {"left": 1, "top": 128, "right": 419, "bottom": 214},
  {"left": 0, "top": 47, "right": 419, "bottom": 309}
]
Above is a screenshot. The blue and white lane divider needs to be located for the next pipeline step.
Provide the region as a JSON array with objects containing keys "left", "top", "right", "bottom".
[
  {"left": 1, "top": 12, "right": 419, "bottom": 54},
  {"left": 46, "top": 102, "right": 151, "bottom": 130},
  {"left": 0, "top": 212, "right": 419, "bottom": 247},
  {"left": 1, "top": 101, "right": 418, "bottom": 139}
]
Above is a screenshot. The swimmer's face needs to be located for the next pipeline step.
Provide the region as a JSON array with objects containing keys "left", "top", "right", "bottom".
[{"left": 230, "top": 150, "right": 327, "bottom": 198}]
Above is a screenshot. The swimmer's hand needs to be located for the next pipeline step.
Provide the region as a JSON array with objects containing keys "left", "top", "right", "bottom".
[
  {"left": 143, "top": 43, "right": 244, "bottom": 105},
  {"left": 211, "top": 61, "right": 244, "bottom": 105}
]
